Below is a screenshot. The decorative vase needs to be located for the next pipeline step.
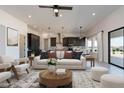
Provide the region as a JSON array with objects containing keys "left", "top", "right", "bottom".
[{"left": 48, "top": 65, "right": 56, "bottom": 72}]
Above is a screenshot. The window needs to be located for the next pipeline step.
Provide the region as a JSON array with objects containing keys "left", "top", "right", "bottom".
[
  {"left": 108, "top": 27, "right": 124, "bottom": 69},
  {"left": 93, "top": 38, "right": 98, "bottom": 52},
  {"left": 87, "top": 37, "right": 98, "bottom": 53},
  {"left": 88, "top": 39, "right": 92, "bottom": 48}
]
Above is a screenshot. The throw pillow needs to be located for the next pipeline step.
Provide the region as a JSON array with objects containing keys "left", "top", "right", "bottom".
[
  {"left": 72, "top": 51, "right": 83, "bottom": 60},
  {"left": 64, "top": 51, "right": 73, "bottom": 59},
  {"left": 56, "top": 51, "right": 65, "bottom": 59},
  {"left": 40, "top": 52, "right": 48, "bottom": 59},
  {"left": 48, "top": 51, "right": 56, "bottom": 58}
]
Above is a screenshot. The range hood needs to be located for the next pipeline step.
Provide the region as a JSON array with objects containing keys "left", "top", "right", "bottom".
[
  {"left": 56, "top": 33, "right": 63, "bottom": 50},
  {"left": 56, "top": 33, "right": 62, "bottom": 44}
]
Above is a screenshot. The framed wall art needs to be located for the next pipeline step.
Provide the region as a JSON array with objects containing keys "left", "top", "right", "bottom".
[{"left": 7, "top": 27, "right": 18, "bottom": 46}]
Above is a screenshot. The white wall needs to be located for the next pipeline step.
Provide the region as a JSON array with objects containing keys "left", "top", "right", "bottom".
[
  {"left": 0, "top": 9, "right": 27, "bottom": 59},
  {"left": 0, "top": 25, "right": 6, "bottom": 55},
  {"left": 87, "top": 6, "right": 124, "bottom": 63},
  {"left": 28, "top": 26, "right": 39, "bottom": 36}
]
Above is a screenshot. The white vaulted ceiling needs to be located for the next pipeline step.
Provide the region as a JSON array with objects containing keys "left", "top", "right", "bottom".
[{"left": 0, "top": 5, "right": 121, "bottom": 35}]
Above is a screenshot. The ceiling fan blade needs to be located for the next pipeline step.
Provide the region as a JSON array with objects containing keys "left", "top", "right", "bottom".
[
  {"left": 59, "top": 6, "right": 72, "bottom": 10},
  {"left": 38, "top": 5, "right": 54, "bottom": 8},
  {"left": 39, "top": 5, "right": 72, "bottom": 10}
]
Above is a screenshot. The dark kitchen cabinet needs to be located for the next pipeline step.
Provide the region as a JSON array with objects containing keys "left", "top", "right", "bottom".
[
  {"left": 63, "top": 37, "right": 85, "bottom": 46},
  {"left": 63, "top": 38, "right": 68, "bottom": 46},
  {"left": 50, "top": 38, "right": 56, "bottom": 46}
]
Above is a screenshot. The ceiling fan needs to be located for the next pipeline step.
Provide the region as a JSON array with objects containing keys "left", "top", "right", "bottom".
[{"left": 38, "top": 5, "right": 73, "bottom": 17}]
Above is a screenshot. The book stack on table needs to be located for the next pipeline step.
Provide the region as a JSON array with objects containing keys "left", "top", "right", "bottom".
[{"left": 56, "top": 69, "right": 66, "bottom": 75}]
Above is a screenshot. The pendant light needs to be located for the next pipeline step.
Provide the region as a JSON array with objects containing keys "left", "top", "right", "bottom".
[
  {"left": 79, "top": 26, "right": 82, "bottom": 39},
  {"left": 48, "top": 26, "right": 51, "bottom": 37}
]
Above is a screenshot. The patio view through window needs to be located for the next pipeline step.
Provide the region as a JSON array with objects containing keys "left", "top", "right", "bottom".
[{"left": 109, "top": 28, "right": 124, "bottom": 68}]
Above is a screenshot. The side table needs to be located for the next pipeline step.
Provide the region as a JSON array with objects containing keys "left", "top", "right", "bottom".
[
  {"left": 85, "top": 55, "right": 96, "bottom": 67},
  {"left": 29, "top": 56, "right": 34, "bottom": 66}
]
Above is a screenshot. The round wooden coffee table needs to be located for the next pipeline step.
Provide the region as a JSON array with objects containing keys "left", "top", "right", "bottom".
[{"left": 39, "top": 70, "right": 72, "bottom": 88}]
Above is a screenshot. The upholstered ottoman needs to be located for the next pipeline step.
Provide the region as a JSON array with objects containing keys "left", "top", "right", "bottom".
[
  {"left": 0, "top": 72, "right": 11, "bottom": 83},
  {"left": 91, "top": 67, "right": 109, "bottom": 81},
  {"left": 100, "top": 74, "right": 124, "bottom": 88}
]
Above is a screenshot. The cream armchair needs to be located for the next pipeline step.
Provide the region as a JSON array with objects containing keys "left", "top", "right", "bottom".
[
  {"left": 0, "top": 59, "right": 12, "bottom": 83},
  {"left": 0, "top": 56, "right": 30, "bottom": 80},
  {"left": 14, "top": 57, "right": 29, "bottom": 73},
  {"left": 11, "top": 57, "right": 30, "bottom": 80},
  {"left": 0, "top": 71, "right": 11, "bottom": 84}
]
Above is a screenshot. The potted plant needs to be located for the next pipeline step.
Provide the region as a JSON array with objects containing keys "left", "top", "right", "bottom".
[{"left": 47, "top": 58, "right": 57, "bottom": 72}]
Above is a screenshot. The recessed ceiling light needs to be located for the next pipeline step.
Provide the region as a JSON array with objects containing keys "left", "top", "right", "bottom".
[
  {"left": 59, "top": 14, "right": 62, "bottom": 17},
  {"left": 28, "top": 15, "right": 31, "bottom": 18},
  {"left": 92, "top": 13, "right": 96, "bottom": 16}
]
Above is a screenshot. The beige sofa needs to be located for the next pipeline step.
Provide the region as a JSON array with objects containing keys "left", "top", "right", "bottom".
[{"left": 32, "top": 51, "right": 86, "bottom": 69}]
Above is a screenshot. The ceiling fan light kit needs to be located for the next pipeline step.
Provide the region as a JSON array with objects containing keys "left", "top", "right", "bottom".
[
  {"left": 53, "top": 8, "right": 59, "bottom": 13},
  {"left": 39, "top": 5, "right": 72, "bottom": 17}
]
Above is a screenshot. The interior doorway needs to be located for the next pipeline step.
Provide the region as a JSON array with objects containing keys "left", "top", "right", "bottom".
[
  {"left": 19, "top": 34, "right": 26, "bottom": 58},
  {"left": 44, "top": 39, "right": 48, "bottom": 51}
]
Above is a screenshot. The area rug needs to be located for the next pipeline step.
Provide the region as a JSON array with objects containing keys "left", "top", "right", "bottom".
[{"left": 0, "top": 69, "right": 100, "bottom": 88}]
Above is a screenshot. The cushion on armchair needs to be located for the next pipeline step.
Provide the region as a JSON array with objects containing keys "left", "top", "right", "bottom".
[
  {"left": 0, "top": 72, "right": 12, "bottom": 83},
  {"left": 15, "top": 63, "right": 29, "bottom": 73}
]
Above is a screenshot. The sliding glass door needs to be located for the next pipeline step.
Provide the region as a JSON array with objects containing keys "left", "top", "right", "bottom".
[{"left": 109, "top": 27, "right": 124, "bottom": 69}]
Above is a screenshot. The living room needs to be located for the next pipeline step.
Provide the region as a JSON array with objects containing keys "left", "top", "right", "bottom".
[{"left": 0, "top": 0, "right": 124, "bottom": 91}]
